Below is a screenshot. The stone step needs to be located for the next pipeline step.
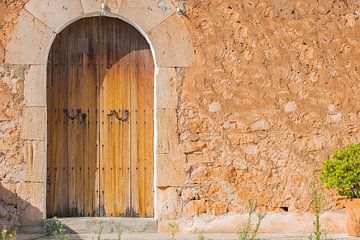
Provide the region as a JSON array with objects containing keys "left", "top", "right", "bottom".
[{"left": 20, "top": 217, "right": 158, "bottom": 234}]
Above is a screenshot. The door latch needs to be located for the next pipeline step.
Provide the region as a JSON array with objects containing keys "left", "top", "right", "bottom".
[
  {"left": 107, "top": 109, "right": 129, "bottom": 122},
  {"left": 63, "top": 109, "right": 87, "bottom": 121}
]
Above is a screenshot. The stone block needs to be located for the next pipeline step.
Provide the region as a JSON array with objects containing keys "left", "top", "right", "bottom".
[
  {"left": 156, "top": 67, "right": 178, "bottom": 109},
  {"left": 81, "top": 0, "right": 122, "bottom": 14},
  {"left": 21, "top": 107, "right": 46, "bottom": 141},
  {"left": 156, "top": 153, "right": 185, "bottom": 187},
  {"left": 25, "top": 0, "right": 83, "bottom": 32},
  {"left": 5, "top": 10, "right": 54, "bottom": 64},
  {"left": 44, "top": 217, "right": 158, "bottom": 233},
  {"left": 148, "top": 14, "right": 194, "bottom": 67},
  {"left": 156, "top": 108, "right": 178, "bottom": 154},
  {"left": 24, "top": 65, "right": 46, "bottom": 107},
  {"left": 156, "top": 187, "right": 179, "bottom": 220},
  {"left": 17, "top": 182, "right": 45, "bottom": 222},
  {"left": 24, "top": 140, "right": 46, "bottom": 183},
  {"left": 118, "top": 0, "right": 175, "bottom": 33}
]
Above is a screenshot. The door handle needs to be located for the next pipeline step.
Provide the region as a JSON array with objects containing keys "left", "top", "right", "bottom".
[
  {"left": 63, "top": 109, "right": 87, "bottom": 121},
  {"left": 107, "top": 109, "right": 129, "bottom": 122}
]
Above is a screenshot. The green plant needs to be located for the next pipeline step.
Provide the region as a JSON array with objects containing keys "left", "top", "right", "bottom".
[
  {"left": 44, "top": 217, "right": 69, "bottom": 240},
  {"left": 320, "top": 143, "right": 360, "bottom": 198},
  {"left": 198, "top": 234, "right": 206, "bottom": 240},
  {"left": 93, "top": 222, "right": 104, "bottom": 240},
  {"left": 8, "top": 232, "right": 15, "bottom": 240},
  {"left": 239, "top": 199, "right": 266, "bottom": 240},
  {"left": 115, "top": 225, "right": 123, "bottom": 240},
  {"left": 308, "top": 184, "right": 332, "bottom": 240},
  {"left": 1, "top": 228, "right": 7, "bottom": 240},
  {"left": 1, "top": 225, "right": 18, "bottom": 240},
  {"left": 198, "top": 234, "right": 214, "bottom": 240},
  {"left": 308, "top": 186, "right": 322, "bottom": 240},
  {"left": 168, "top": 223, "right": 179, "bottom": 240}
]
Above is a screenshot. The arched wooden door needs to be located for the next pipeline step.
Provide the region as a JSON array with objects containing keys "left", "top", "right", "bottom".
[{"left": 46, "top": 17, "right": 154, "bottom": 218}]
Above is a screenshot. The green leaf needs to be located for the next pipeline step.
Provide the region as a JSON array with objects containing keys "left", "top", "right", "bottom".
[{"left": 320, "top": 143, "right": 360, "bottom": 198}]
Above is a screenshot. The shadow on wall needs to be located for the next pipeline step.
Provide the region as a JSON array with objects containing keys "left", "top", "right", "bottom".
[
  {"left": 0, "top": 183, "right": 42, "bottom": 231},
  {"left": 0, "top": 184, "right": 82, "bottom": 235}
]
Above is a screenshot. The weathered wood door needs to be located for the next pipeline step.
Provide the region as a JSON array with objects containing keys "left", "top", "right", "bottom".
[{"left": 46, "top": 17, "right": 154, "bottom": 218}]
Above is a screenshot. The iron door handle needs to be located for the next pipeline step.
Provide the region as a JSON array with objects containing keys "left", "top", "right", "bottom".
[
  {"left": 63, "top": 109, "right": 87, "bottom": 121},
  {"left": 107, "top": 109, "right": 129, "bottom": 122}
]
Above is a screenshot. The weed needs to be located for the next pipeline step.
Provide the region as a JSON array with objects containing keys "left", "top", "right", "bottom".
[
  {"left": 93, "top": 222, "right": 104, "bottom": 240},
  {"left": 8, "top": 232, "right": 15, "bottom": 240},
  {"left": 1, "top": 226, "right": 16, "bottom": 240},
  {"left": 44, "top": 217, "right": 69, "bottom": 240},
  {"left": 198, "top": 234, "right": 206, "bottom": 240},
  {"left": 115, "top": 225, "right": 123, "bottom": 240},
  {"left": 168, "top": 223, "right": 179, "bottom": 240},
  {"left": 239, "top": 199, "right": 266, "bottom": 240},
  {"left": 1, "top": 228, "right": 7, "bottom": 240},
  {"left": 308, "top": 184, "right": 332, "bottom": 240}
]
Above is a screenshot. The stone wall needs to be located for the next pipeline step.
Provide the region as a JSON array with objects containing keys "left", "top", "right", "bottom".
[
  {"left": 1, "top": 0, "right": 360, "bottom": 233},
  {"left": 0, "top": 64, "right": 25, "bottom": 227},
  {"left": 0, "top": 1, "right": 43, "bottom": 228},
  {"left": 157, "top": 0, "right": 360, "bottom": 231}
]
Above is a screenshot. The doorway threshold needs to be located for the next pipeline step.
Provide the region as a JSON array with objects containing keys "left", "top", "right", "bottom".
[{"left": 21, "top": 217, "right": 158, "bottom": 234}]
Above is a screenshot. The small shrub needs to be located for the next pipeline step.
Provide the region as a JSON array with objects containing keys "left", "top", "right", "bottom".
[
  {"left": 239, "top": 199, "right": 266, "bottom": 240},
  {"left": 44, "top": 217, "right": 69, "bottom": 240},
  {"left": 320, "top": 143, "right": 360, "bottom": 198}
]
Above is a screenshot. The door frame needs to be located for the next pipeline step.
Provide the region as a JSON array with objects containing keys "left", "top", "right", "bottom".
[{"left": 5, "top": 0, "right": 194, "bottom": 222}]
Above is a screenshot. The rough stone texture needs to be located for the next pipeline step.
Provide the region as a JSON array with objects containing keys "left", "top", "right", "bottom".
[
  {"left": 0, "top": 64, "right": 28, "bottom": 227},
  {"left": 1, "top": 0, "right": 360, "bottom": 234},
  {"left": 174, "top": 0, "right": 360, "bottom": 221}
]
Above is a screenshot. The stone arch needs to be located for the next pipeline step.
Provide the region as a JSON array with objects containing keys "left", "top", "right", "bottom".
[{"left": 5, "top": 0, "right": 194, "bottom": 220}]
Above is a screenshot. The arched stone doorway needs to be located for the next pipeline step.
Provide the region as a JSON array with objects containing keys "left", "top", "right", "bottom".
[
  {"left": 5, "top": 0, "right": 194, "bottom": 221},
  {"left": 46, "top": 16, "right": 155, "bottom": 218}
]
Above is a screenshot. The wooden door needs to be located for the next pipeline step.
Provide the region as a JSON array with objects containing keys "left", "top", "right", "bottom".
[{"left": 47, "top": 17, "right": 154, "bottom": 218}]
